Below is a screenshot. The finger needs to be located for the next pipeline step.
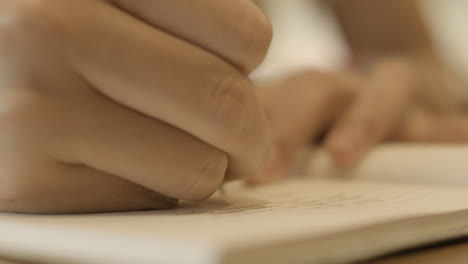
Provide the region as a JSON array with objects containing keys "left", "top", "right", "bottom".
[
  {"left": 110, "top": 0, "right": 272, "bottom": 72},
  {"left": 12, "top": 75, "right": 228, "bottom": 202},
  {"left": 0, "top": 72, "right": 224, "bottom": 205},
  {"left": 325, "top": 58, "right": 414, "bottom": 168},
  {"left": 249, "top": 71, "right": 358, "bottom": 185},
  {"left": 55, "top": 1, "right": 270, "bottom": 180},
  {"left": 1, "top": 162, "right": 178, "bottom": 214},
  {"left": 410, "top": 58, "right": 466, "bottom": 113},
  {"left": 55, "top": 87, "right": 230, "bottom": 202},
  {"left": 395, "top": 111, "right": 468, "bottom": 143}
]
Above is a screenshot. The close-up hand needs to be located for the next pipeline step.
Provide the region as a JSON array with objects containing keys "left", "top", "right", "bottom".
[
  {"left": 0, "top": 0, "right": 272, "bottom": 213},
  {"left": 252, "top": 57, "right": 468, "bottom": 184}
]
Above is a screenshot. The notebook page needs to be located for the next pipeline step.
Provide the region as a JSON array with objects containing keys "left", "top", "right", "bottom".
[
  {"left": 1, "top": 178, "right": 468, "bottom": 264},
  {"left": 308, "top": 144, "right": 468, "bottom": 186}
]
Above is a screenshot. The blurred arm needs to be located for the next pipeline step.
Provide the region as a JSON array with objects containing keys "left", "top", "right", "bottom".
[{"left": 329, "top": 0, "right": 437, "bottom": 65}]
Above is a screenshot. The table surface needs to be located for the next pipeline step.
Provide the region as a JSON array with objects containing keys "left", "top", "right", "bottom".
[
  {"left": 2, "top": 238, "right": 468, "bottom": 264},
  {"left": 365, "top": 238, "right": 468, "bottom": 264}
]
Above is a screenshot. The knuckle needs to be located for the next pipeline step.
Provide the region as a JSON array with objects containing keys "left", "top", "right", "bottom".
[
  {"left": 236, "top": 3, "right": 273, "bottom": 71},
  {"left": 182, "top": 149, "right": 228, "bottom": 201}
]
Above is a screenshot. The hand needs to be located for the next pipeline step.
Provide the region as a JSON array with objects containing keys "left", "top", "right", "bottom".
[
  {"left": 252, "top": 57, "right": 468, "bottom": 184},
  {"left": 0, "top": 0, "right": 272, "bottom": 213}
]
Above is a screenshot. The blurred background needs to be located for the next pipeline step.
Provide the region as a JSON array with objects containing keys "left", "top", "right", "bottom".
[{"left": 253, "top": 0, "right": 468, "bottom": 88}]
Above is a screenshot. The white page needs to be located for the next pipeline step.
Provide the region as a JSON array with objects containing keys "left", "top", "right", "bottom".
[
  {"left": 1, "top": 178, "right": 468, "bottom": 264},
  {"left": 308, "top": 144, "right": 468, "bottom": 186}
]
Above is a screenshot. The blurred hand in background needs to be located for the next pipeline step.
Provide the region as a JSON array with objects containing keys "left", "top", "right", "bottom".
[
  {"left": 251, "top": 0, "right": 468, "bottom": 184},
  {"left": 252, "top": 57, "right": 467, "bottom": 185}
]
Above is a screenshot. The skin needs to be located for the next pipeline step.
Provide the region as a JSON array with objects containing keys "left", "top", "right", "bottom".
[
  {"left": 251, "top": 0, "right": 468, "bottom": 184},
  {"left": 0, "top": 0, "right": 273, "bottom": 213}
]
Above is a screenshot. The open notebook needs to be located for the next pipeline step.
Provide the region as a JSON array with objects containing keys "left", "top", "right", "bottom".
[{"left": 1, "top": 144, "right": 468, "bottom": 264}]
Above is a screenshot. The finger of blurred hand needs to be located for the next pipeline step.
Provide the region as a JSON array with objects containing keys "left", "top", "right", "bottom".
[
  {"left": 110, "top": 0, "right": 272, "bottom": 72},
  {"left": 395, "top": 111, "right": 468, "bottom": 143},
  {"left": 325, "top": 58, "right": 414, "bottom": 169},
  {"left": 53, "top": 1, "right": 270, "bottom": 180},
  {"left": 249, "top": 71, "right": 359, "bottom": 185}
]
